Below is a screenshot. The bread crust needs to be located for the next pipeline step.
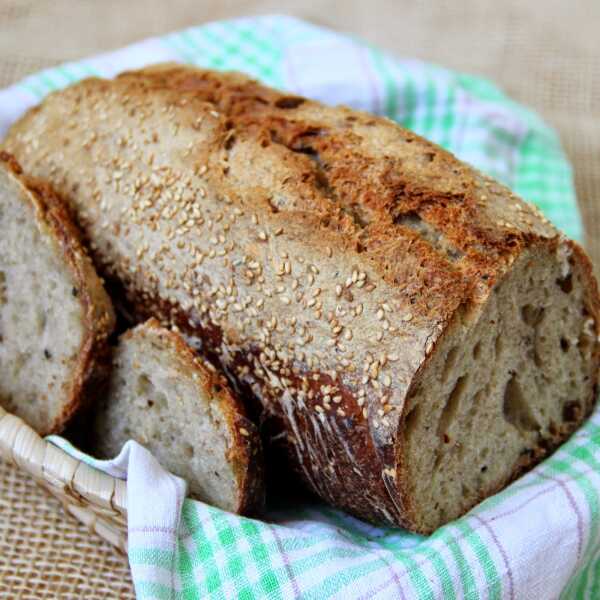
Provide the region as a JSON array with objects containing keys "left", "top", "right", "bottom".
[
  {"left": 0, "top": 151, "right": 115, "bottom": 435},
  {"left": 4, "top": 67, "right": 599, "bottom": 530}
]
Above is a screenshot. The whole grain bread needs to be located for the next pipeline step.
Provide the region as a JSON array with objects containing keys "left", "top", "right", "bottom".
[
  {"left": 4, "top": 65, "right": 600, "bottom": 532},
  {"left": 0, "top": 152, "right": 115, "bottom": 435},
  {"left": 92, "top": 318, "right": 264, "bottom": 514}
]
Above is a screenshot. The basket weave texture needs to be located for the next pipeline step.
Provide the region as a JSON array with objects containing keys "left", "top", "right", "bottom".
[
  {"left": 0, "top": 406, "right": 127, "bottom": 551},
  {"left": 0, "top": 405, "right": 134, "bottom": 598}
]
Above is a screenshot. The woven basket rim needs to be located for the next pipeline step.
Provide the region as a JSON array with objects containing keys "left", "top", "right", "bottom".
[{"left": 0, "top": 404, "right": 128, "bottom": 550}]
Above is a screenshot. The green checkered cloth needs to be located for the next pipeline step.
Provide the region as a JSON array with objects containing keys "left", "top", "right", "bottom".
[{"left": 2, "top": 15, "right": 597, "bottom": 600}]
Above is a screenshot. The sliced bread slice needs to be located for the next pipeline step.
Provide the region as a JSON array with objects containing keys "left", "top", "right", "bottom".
[
  {"left": 0, "top": 152, "right": 115, "bottom": 435},
  {"left": 92, "top": 318, "right": 264, "bottom": 515}
]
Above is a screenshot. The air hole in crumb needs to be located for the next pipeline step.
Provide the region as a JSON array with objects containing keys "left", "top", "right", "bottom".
[
  {"left": 560, "top": 338, "right": 570, "bottom": 352},
  {"left": 136, "top": 373, "right": 152, "bottom": 396},
  {"left": 0, "top": 271, "right": 6, "bottom": 305},
  {"left": 556, "top": 273, "right": 573, "bottom": 293},
  {"left": 503, "top": 374, "right": 539, "bottom": 432},
  {"left": 404, "top": 404, "right": 421, "bottom": 440},
  {"left": 442, "top": 346, "right": 459, "bottom": 382},
  {"left": 437, "top": 375, "right": 468, "bottom": 439},
  {"left": 533, "top": 345, "right": 543, "bottom": 368},
  {"left": 43, "top": 349, "right": 52, "bottom": 360},
  {"left": 521, "top": 304, "right": 544, "bottom": 327},
  {"left": 481, "top": 465, "right": 488, "bottom": 473},
  {"left": 495, "top": 335, "right": 503, "bottom": 357},
  {"left": 36, "top": 311, "right": 47, "bottom": 334},
  {"left": 563, "top": 401, "right": 581, "bottom": 422},
  {"left": 472, "top": 342, "right": 481, "bottom": 360},
  {"left": 184, "top": 444, "right": 195, "bottom": 458}
]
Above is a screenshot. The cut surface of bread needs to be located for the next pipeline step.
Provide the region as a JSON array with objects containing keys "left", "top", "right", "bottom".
[
  {"left": 4, "top": 66, "right": 599, "bottom": 532},
  {"left": 0, "top": 152, "right": 115, "bottom": 434},
  {"left": 92, "top": 318, "right": 264, "bottom": 515},
  {"left": 401, "top": 242, "right": 599, "bottom": 531}
]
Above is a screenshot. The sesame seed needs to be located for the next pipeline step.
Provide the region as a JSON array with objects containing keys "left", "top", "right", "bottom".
[{"left": 239, "top": 428, "right": 250, "bottom": 437}]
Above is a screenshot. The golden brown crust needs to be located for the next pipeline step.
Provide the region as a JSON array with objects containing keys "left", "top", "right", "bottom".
[
  {"left": 0, "top": 151, "right": 115, "bottom": 434},
  {"left": 3, "top": 67, "right": 599, "bottom": 530}
]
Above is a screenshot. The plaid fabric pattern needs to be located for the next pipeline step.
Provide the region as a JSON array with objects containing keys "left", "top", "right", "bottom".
[{"left": 2, "top": 15, "right": 597, "bottom": 599}]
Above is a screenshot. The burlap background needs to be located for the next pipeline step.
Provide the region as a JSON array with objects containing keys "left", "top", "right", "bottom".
[{"left": 0, "top": 1, "right": 597, "bottom": 596}]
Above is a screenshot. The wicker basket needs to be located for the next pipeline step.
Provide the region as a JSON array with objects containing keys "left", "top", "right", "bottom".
[{"left": 0, "top": 404, "right": 128, "bottom": 554}]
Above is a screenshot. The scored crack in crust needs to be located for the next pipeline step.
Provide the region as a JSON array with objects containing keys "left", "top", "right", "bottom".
[
  {"left": 0, "top": 151, "right": 115, "bottom": 435},
  {"left": 4, "top": 65, "right": 600, "bottom": 532}
]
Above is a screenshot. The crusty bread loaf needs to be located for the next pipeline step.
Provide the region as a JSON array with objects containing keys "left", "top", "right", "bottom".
[
  {"left": 4, "top": 65, "right": 600, "bottom": 532},
  {"left": 92, "top": 318, "right": 264, "bottom": 514},
  {"left": 0, "top": 152, "right": 115, "bottom": 435}
]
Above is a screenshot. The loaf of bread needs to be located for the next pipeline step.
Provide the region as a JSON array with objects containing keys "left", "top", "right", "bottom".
[
  {"left": 92, "top": 318, "right": 264, "bottom": 514},
  {"left": 5, "top": 65, "right": 599, "bottom": 532},
  {"left": 0, "top": 152, "right": 115, "bottom": 435}
]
